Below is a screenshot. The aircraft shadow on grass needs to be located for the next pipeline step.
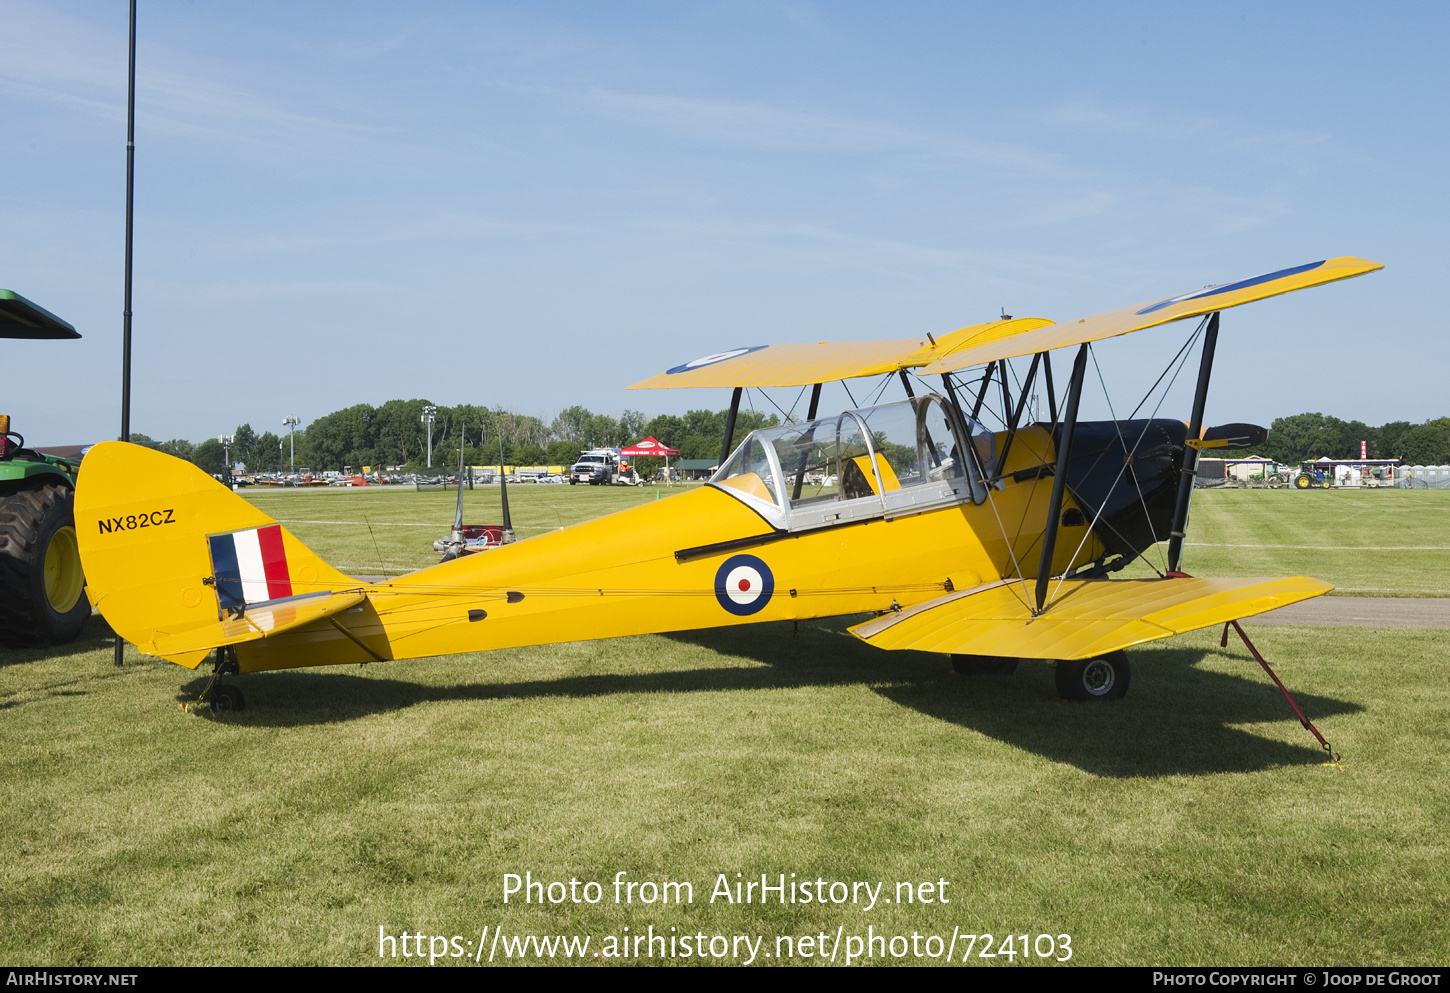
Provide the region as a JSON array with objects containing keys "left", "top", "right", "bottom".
[
  {"left": 175, "top": 619, "right": 1358, "bottom": 779},
  {"left": 0, "top": 616, "right": 118, "bottom": 670}
]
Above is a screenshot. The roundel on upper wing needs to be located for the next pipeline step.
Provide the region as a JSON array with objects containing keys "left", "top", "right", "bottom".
[
  {"left": 666, "top": 346, "right": 768, "bottom": 375},
  {"left": 714, "top": 553, "right": 775, "bottom": 616},
  {"left": 1134, "top": 260, "right": 1326, "bottom": 316}
]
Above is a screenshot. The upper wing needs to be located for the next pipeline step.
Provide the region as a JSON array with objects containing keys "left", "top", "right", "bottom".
[
  {"left": 850, "top": 575, "right": 1333, "bottom": 660},
  {"left": 627, "top": 317, "right": 1054, "bottom": 389},
  {"left": 921, "top": 256, "right": 1382, "bottom": 374}
]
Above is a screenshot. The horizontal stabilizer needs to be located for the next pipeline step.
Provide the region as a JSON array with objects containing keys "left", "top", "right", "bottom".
[
  {"left": 850, "top": 575, "right": 1334, "bottom": 660},
  {"left": 145, "top": 592, "right": 369, "bottom": 666}
]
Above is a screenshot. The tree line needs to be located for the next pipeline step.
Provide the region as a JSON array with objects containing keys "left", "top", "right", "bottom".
[
  {"left": 131, "top": 400, "right": 778, "bottom": 474},
  {"left": 1249, "top": 413, "right": 1450, "bottom": 465},
  {"left": 132, "top": 402, "right": 1450, "bottom": 474}
]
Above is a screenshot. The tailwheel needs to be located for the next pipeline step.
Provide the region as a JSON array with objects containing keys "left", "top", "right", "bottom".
[
  {"left": 202, "top": 646, "right": 243, "bottom": 713},
  {"left": 950, "top": 654, "right": 1019, "bottom": 675},
  {"left": 209, "top": 684, "right": 245, "bottom": 713},
  {"left": 1055, "top": 651, "right": 1130, "bottom": 701}
]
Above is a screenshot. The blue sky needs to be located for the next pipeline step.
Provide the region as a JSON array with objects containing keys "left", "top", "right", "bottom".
[{"left": 2, "top": 1, "right": 1442, "bottom": 446}]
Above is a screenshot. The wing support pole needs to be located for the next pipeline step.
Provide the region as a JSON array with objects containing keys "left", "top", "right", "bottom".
[
  {"left": 995, "top": 351, "right": 1041, "bottom": 473},
  {"left": 791, "top": 383, "right": 823, "bottom": 500},
  {"left": 970, "top": 362, "right": 996, "bottom": 420},
  {"left": 1043, "top": 351, "right": 1058, "bottom": 426},
  {"left": 719, "top": 386, "right": 743, "bottom": 466},
  {"left": 1034, "top": 344, "right": 1089, "bottom": 614},
  {"left": 1167, "top": 311, "right": 1219, "bottom": 573},
  {"left": 897, "top": 370, "right": 915, "bottom": 398},
  {"left": 998, "top": 358, "right": 1014, "bottom": 423}
]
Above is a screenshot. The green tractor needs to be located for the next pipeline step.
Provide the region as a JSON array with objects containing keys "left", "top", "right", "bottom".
[{"left": 0, "top": 289, "right": 90, "bottom": 647}]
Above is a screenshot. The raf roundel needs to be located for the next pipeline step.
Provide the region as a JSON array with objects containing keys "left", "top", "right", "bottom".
[
  {"left": 714, "top": 554, "right": 775, "bottom": 616},
  {"left": 665, "top": 345, "right": 767, "bottom": 376}
]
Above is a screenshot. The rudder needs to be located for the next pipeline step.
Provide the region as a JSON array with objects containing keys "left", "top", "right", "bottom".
[{"left": 76, "top": 442, "right": 361, "bottom": 667}]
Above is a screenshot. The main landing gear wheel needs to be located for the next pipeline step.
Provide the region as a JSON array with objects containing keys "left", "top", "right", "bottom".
[
  {"left": 209, "top": 684, "right": 245, "bottom": 713},
  {"left": 0, "top": 482, "right": 91, "bottom": 647},
  {"left": 1055, "top": 651, "right": 1130, "bottom": 701},
  {"left": 950, "top": 654, "right": 1019, "bottom": 675}
]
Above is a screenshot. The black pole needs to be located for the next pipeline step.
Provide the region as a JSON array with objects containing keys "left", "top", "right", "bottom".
[
  {"left": 995, "top": 351, "right": 1040, "bottom": 474},
  {"left": 1167, "top": 311, "right": 1220, "bottom": 573},
  {"left": 897, "top": 370, "right": 915, "bottom": 399},
  {"left": 719, "top": 387, "right": 743, "bottom": 466},
  {"left": 1035, "top": 344, "right": 1088, "bottom": 613},
  {"left": 791, "top": 383, "right": 823, "bottom": 500},
  {"left": 498, "top": 434, "right": 512, "bottom": 534},
  {"left": 970, "top": 361, "right": 996, "bottom": 421},
  {"left": 998, "top": 358, "right": 1013, "bottom": 424},
  {"left": 121, "top": 0, "right": 135, "bottom": 443},
  {"left": 115, "top": 0, "right": 136, "bottom": 669},
  {"left": 1043, "top": 351, "right": 1058, "bottom": 426}
]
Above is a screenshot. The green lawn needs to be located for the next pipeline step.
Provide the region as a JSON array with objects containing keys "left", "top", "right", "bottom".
[{"left": 1, "top": 485, "right": 1446, "bottom": 966}]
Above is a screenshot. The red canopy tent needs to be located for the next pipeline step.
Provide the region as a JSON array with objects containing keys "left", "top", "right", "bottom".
[{"left": 620, "top": 436, "right": 680, "bottom": 482}]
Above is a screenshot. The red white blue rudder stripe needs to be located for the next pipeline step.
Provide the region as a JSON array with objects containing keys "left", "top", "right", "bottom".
[{"left": 208, "top": 524, "right": 293, "bottom": 611}]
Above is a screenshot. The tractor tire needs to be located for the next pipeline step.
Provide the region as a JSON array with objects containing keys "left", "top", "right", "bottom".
[
  {"left": 1295, "top": 475, "right": 1310, "bottom": 489},
  {"left": 0, "top": 483, "right": 91, "bottom": 647}
]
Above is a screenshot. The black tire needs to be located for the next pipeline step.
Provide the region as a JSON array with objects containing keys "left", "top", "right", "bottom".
[
  {"left": 210, "top": 684, "right": 245, "bottom": 713},
  {"left": 950, "top": 654, "right": 1019, "bottom": 675},
  {"left": 1320, "top": 478, "right": 1330, "bottom": 489},
  {"left": 1295, "top": 475, "right": 1310, "bottom": 489},
  {"left": 0, "top": 482, "right": 91, "bottom": 647},
  {"left": 1055, "top": 651, "right": 1130, "bottom": 701}
]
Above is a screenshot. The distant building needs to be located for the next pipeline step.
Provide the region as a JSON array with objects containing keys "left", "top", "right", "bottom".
[{"left": 673, "top": 459, "right": 718, "bottom": 481}]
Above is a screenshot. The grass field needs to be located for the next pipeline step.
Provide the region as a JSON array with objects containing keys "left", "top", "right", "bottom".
[{"left": 1, "top": 485, "right": 1446, "bottom": 966}]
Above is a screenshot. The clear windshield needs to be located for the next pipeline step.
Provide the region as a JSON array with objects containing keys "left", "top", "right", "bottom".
[
  {"left": 709, "top": 394, "right": 989, "bottom": 524},
  {"left": 712, "top": 435, "right": 781, "bottom": 507}
]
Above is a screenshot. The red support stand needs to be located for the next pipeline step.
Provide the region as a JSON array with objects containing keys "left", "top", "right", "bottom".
[{"left": 1222, "top": 620, "right": 1339, "bottom": 761}]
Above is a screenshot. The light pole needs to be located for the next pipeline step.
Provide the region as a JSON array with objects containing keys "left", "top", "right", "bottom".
[
  {"left": 283, "top": 415, "right": 299, "bottom": 474},
  {"left": 422, "top": 405, "right": 437, "bottom": 468},
  {"left": 219, "top": 434, "right": 234, "bottom": 489}
]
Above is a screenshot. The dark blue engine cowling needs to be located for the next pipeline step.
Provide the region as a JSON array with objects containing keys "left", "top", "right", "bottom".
[{"left": 1052, "top": 418, "right": 1187, "bottom": 561}]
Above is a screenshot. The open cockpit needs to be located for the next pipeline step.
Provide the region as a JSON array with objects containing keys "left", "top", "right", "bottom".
[{"left": 708, "top": 394, "right": 997, "bottom": 533}]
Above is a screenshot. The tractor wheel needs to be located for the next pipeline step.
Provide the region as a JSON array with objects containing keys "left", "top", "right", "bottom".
[
  {"left": 1320, "top": 478, "right": 1330, "bottom": 489},
  {"left": 1055, "top": 651, "right": 1130, "bottom": 701},
  {"left": 1295, "top": 475, "right": 1310, "bottom": 489},
  {"left": 0, "top": 483, "right": 91, "bottom": 647}
]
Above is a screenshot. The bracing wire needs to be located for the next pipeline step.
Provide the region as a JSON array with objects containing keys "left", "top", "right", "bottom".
[{"left": 1043, "top": 327, "right": 1205, "bottom": 606}]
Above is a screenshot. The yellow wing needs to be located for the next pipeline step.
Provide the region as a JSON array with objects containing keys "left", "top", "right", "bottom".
[
  {"left": 850, "top": 575, "right": 1333, "bottom": 660},
  {"left": 627, "top": 318, "right": 1054, "bottom": 389},
  {"left": 921, "top": 256, "right": 1383, "bottom": 374}
]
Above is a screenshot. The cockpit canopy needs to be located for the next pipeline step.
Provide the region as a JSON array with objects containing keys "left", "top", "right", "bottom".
[{"left": 710, "top": 394, "right": 996, "bottom": 532}]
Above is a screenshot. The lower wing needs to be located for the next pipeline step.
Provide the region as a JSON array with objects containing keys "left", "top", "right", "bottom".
[{"left": 850, "top": 575, "right": 1332, "bottom": 660}]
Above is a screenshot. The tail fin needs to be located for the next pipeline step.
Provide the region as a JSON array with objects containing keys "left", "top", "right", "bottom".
[{"left": 76, "top": 442, "right": 364, "bottom": 668}]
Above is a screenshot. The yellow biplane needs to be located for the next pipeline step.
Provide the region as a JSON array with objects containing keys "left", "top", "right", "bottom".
[{"left": 76, "top": 257, "right": 1380, "bottom": 719}]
